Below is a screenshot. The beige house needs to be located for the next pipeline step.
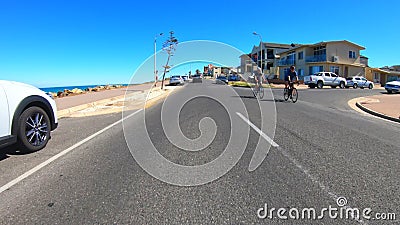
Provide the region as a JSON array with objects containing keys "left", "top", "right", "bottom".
[
  {"left": 367, "top": 66, "right": 400, "bottom": 85},
  {"left": 240, "top": 42, "right": 293, "bottom": 78},
  {"left": 277, "top": 40, "right": 366, "bottom": 80}
]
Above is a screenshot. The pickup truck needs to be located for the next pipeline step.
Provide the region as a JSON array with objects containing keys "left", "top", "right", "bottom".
[{"left": 303, "top": 72, "right": 346, "bottom": 89}]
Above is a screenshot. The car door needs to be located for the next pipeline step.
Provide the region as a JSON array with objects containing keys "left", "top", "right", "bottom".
[
  {"left": 361, "top": 77, "right": 368, "bottom": 87},
  {"left": 354, "top": 77, "right": 361, "bottom": 86},
  {"left": 323, "top": 72, "right": 332, "bottom": 85},
  {"left": 0, "top": 85, "right": 10, "bottom": 137},
  {"left": 331, "top": 73, "right": 340, "bottom": 85}
]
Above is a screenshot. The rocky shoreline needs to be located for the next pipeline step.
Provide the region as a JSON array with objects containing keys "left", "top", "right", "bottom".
[{"left": 50, "top": 84, "right": 127, "bottom": 98}]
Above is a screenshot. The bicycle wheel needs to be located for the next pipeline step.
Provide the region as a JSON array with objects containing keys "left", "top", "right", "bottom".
[
  {"left": 258, "top": 85, "right": 264, "bottom": 99},
  {"left": 283, "top": 88, "right": 289, "bottom": 101},
  {"left": 291, "top": 88, "right": 298, "bottom": 103}
]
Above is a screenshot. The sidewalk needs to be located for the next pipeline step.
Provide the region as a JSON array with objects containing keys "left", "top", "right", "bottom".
[
  {"left": 352, "top": 94, "right": 400, "bottom": 123},
  {"left": 55, "top": 83, "right": 154, "bottom": 110},
  {"left": 55, "top": 82, "right": 175, "bottom": 118}
]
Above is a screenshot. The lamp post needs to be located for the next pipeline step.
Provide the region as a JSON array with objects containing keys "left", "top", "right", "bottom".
[
  {"left": 253, "top": 32, "right": 263, "bottom": 76},
  {"left": 154, "top": 33, "right": 163, "bottom": 87}
]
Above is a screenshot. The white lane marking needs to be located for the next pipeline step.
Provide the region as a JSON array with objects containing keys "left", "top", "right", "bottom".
[
  {"left": 236, "top": 112, "right": 365, "bottom": 224},
  {"left": 0, "top": 109, "right": 143, "bottom": 194},
  {"left": 236, "top": 112, "right": 279, "bottom": 147},
  {"left": 278, "top": 146, "right": 366, "bottom": 224}
]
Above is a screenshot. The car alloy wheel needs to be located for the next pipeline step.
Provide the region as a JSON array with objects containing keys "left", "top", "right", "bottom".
[
  {"left": 317, "top": 81, "right": 323, "bottom": 89},
  {"left": 18, "top": 106, "right": 51, "bottom": 152},
  {"left": 340, "top": 82, "right": 345, "bottom": 89}
]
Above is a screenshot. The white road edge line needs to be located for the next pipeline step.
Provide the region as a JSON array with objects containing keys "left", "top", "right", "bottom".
[
  {"left": 0, "top": 109, "right": 143, "bottom": 194},
  {"left": 236, "top": 112, "right": 279, "bottom": 147}
]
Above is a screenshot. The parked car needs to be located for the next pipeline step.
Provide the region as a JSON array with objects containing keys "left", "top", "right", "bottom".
[
  {"left": 216, "top": 76, "right": 228, "bottom": 84},
  {"left": 181, "top": 75, "right": 190, "bottom": 82},
  {"left": 384, "top": 79, "right": 400, "bottom": 94},
  {"left": 192, "top": 74, "right": 202, "bottom": 83},
  {"left": 169, "top": 75, "right": 184, "bottom": 85},
  {"left": 345, "top": 76, "right": 374, "bottom": 89},
  {"left": 303, "top": 72, "right": 346, "bottom": 89},
  {"left": 228, "top": 74, "right": 240, "bottom": 81},
  {"left": 0, "top": 80, "right": 58, "bottom": 152}
]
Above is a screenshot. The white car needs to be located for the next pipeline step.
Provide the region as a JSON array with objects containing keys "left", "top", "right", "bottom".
[
  {"left": 0, "top": 80, "right": 58, "bottom": 152},
  {"left": 345, "top": 76, "right": 374, "bottom": 89},
  {"left": 384, "top": 79, "right": 400, "bottom": 94},
  {"left": 169, "top": 75, "right": 184, "bottom": 85},
  {"left": 304, "top": 72, "right": 346, "bottom": 89}
]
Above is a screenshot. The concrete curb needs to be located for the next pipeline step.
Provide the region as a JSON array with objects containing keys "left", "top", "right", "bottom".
[{"left": 355, "top": 102, "right": 400, "bottom": 123}]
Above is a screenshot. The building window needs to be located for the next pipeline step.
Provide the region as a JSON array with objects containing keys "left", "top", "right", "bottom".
[
  {"left": 330, "top": 66, "right": 340, "bottom": 75},
  {"left": 309, "top": 66, "right": 324, "bottom": 74},
  {"left": 349, "top": 51, "right": 356, "bottom": 59},
  {"left": 298, "top": 51, "right": 304, "bottom": 60},
  {"left": 283, "top": 68, "right": 290, "bottom": 76},
  {"left": 314, "top": 46, "right": 326, "bottom": 56},
  {"left": 288, "top": 52, "right": 296, "bottom": 65},
  {"left": 298, "top": 69, "right": 304, "bottom": 79},
  {"left": 374, "top": 73, "right": 380, "bottom": 83}
]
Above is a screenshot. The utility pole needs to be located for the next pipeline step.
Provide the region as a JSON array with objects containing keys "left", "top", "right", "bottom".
[
  {"left": 161, "top": 31, "right": 178, "bottom": 90},
  {"left": 253, "top": 32, "right": 263, "bottom": 76},
  {"left": 154, "top": 33, "right": 163, "bottom": 87}
]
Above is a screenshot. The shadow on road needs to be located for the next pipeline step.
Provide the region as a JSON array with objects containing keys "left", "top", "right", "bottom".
[
  {"left": 231, "top": 95, "right": 291, "bottom": 103},
  {"left": 0, "top": 144, "right": 31, "bottom": 162},
  {"left": 380, "top": 92, "right": 399, "bottom": 95}
]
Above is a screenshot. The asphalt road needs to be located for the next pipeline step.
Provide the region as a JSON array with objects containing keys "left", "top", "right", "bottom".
[{"left": 0, "top": 80, "right": 399, "bottom": 224}]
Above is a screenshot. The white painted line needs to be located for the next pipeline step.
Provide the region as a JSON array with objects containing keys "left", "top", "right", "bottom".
[
  {"left": 277, "top": 146, "right": 366, "bottom": 224},
  {"left": 236, "top": 112, "right": 365, "bottom": 224},
  {"left": 0, "top": 109, "right": 143, "bottom": 194},
  {"left": 236, "top": 112, "right": 279, "bottom": 147}
]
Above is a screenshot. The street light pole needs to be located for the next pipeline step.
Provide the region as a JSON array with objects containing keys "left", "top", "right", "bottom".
[
  {"left": 154, "top": 33, "right": 163, "bottom": 87},
  {"left": 253, "top": 32, "right": 263, "bottom": 76}
]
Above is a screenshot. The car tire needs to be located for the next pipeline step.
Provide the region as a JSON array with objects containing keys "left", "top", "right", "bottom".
[
  {"left": 17, "top": 106, "right": 51, "bottom": 152},
  {"left": 317, "top": 81, "right": 323, "bottom": 89},
  {"left": 339, "top": 82, "right": 345, "bottom": 89},
  {"left": 353, "top": 83, "right": 358, "bottom": 89},
  {"left": 387, "top": 90, "right": 392, "bottom": 94},
  {"left": 368, "top": 84, "right": 373, "bottom": 89}
]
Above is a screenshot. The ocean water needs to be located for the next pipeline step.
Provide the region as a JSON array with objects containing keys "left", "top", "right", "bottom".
[{"left": 39, "top": 84, "right": 127, "bottom": 93}]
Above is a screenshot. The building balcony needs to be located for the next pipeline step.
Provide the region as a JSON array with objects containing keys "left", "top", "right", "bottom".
[
  {"left": 278, "top": 59, "right": 295, "bottom": 66},
  {"left": 305, "top": 54, "right": 326, "bottom": 63}
]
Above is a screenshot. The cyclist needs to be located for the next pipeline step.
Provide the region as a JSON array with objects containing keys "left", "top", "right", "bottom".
[
  {"left": 254, "top": 69, "right": 265, "bottom": 91},
  {"left": 285, "top": 65, "right": 299, "bottom": 88}
]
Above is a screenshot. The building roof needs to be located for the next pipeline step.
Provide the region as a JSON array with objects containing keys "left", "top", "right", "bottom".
[
  {"left": 250, "top": 42, "right": 293, "bottom": 54},
  {"left": 277, "top": 40, "right": 366, "bottom": 55}
]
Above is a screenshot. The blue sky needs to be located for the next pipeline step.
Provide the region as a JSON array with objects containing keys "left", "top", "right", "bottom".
[{"left": 0, "top": 0, "right": 399, "bottom": 87}]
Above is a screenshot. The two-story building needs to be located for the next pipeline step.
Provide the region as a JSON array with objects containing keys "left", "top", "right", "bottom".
[
  {"left": 240, "top": 42, "right": 293, "bottom": 78},
  {"left": 277, "top": 40, "right": 366, "bottom": 80}
]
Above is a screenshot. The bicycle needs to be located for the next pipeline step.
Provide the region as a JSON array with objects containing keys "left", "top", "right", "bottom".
[
  {"left": 284, "top": 81, "right": 298, "bottom": 103},
  {"left": 251, "top": 81, "right": 264, "bottom": 99}
]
